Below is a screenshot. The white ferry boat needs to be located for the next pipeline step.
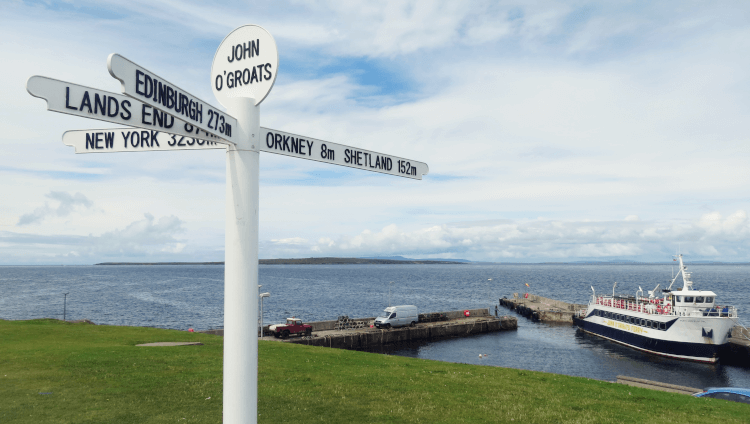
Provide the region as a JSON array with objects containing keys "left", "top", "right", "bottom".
[{"left": 573, "top": 255, "right": 739, "bottom": 363}]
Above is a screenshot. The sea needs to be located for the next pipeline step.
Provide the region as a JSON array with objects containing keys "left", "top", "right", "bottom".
[{"left": 2, "top": 263, "right": 749, "bottom": 390}]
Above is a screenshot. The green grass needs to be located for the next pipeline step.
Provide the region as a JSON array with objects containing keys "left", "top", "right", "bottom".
[{"left": 1, "top": 319, "right": 748, "bottom": 423}]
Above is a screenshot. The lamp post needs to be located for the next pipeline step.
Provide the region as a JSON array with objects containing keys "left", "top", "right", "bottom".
[
  {"left": 259, "top": 292, "right": 270, "bottom": 338},
  {"left": 63, "top": 292, "right": 69, "bottom": 322}
]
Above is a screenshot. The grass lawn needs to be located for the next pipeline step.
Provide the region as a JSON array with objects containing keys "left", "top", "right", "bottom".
[{"left": 1, "top": 319, "right": 748, "bottom": 423}]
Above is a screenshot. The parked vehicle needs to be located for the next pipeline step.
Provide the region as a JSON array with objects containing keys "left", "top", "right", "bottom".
[
  {"left": 374, "top": 305, "right": 418, "bottom": 329},
  {"left": 693, "top": 388, "right": 750, "bottom": 404},
  {"left": 268, "top": 317, "right": 312, "bottom": 338}
]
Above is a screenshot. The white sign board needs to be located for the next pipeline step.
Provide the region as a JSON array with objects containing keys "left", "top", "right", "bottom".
[
  {"left": 211, "top": 25, "right": 278, "bottom": 107},
  {"left": 108, "top": 53, "right": 238, "bottom": 144},
  {"left": 26, "top": 76, "right": 230, "bottom": 145},
  {"left": 260, "top": 128, "right": 429, "bottom": 180},
  {"left": 62, "top": 128, "right": 224, "bottom": 153}
]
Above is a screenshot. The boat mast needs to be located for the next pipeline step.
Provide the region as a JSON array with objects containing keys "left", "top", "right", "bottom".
[{"left": 667, "top": 254, "right": 693, "bottom": 291}]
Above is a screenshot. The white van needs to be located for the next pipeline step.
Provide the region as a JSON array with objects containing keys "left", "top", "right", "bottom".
[{"left": 374, "top": 305, "right": 418, "bottom": 329}]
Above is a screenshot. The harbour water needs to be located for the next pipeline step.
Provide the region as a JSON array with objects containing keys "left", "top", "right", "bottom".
[{"left": 2, "top": 263, "right": 749, "bottom": 389}]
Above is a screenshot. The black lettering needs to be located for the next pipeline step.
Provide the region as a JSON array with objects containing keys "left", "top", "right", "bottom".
[
  {"left": 122, "top": 131, "right": 130, "bottom": 148},
  {"left": 227, "top": 50, "right": 234, "bottom": 63},
  {"left": 215, "top": 75, "right": 223, "bottom": 91},
  {"left": 250, "top": 66, "right": 259, "bottom": 84},
  {"left": 105, "top": 132, "right": 114, "bottom": 148},
  {"left": 235, "top": 45, "right": 242, "bottom": 61},
  {"left": 306, "top": 140, "right": 313, "bottom": 156},
  {"left": 143, "top": 74, "right": 153, "bottom": 98},
  {"left": 86, "top": 133, "right": 95, "bottom": 150},
  {"left": 356, "top": 151, "right": 362, "bottom": 165},
  {"left": 94, "top": 93, "right": 106, "bottom": 116},
  {"left": 167, "top": 86, "right": 175, "bottom": 109},
  {"left": 234, "top": 70, "right": 242, "bottom": 87},
  {"left": 65, "top": 87, "right": 77, "bottom": 110},
  {"left": 181, "top": 94, "right": 189, "bottom": 116},
  {"left": 345, "top": 149, "right": 351, "bottom": 163},
  {"left": 274, "top": 133, "right": 282, "bottom": 150},
  {"left": 266, "top": 132, "right": 274, "bottom": 148},
  {"left": 243, "top": 68, "right": 251, "bottom": 84},
  {"left": 264, "top": 63, "right": 272, "bottom": 80},
  {"left": 291, "top": 137, "right": 299, "bottom": 154},
  {"left": 154, "top": 108, "right": 164, "bottom": 127},
  {"left": 141, "top": 104, "right": 152, "bottom": 125},
  {"left": 282, "top": 135, "right": 290, "bottom": 151},
  {"left": 168, "top": 134, "right": 177, "bottom": 146},
  {"left": 95, "top": 132, "right": 103, "bottom": 149},
  {"left": 386, "top": 157, "right": 392, "bottom": 170},
  {"left": 158, "top": 81, "right": 167, "bottom": 106},
  {"left": 227, "top": 71, "right": 234, "bottom": 89},
  {"left": 151, "top": 131, "right": 159, "bottom": 147},
  {"left": 120, "top": 100, "right": 131, "bottom": 120},
  {"left": 139, "top": 130, "right": 149, "bottom": 147},
  {"left": 195, "top": 103, "right": 202, "bottom": 123},
  {"left": 107, "top": 96, "right": 119, "bottom": 117},
  {"left": 131, "top": 131, "right": 140, "bottom": 148},
  {"left": 152, "top": 78, "right": 159, "bottom": 101},
  {"left": 243, "top": 41, "right": 252, "bottom": 59},
  {"left": 164, "top": 113, "right": 173, "bottom": 128},
  {"left": 189, "top": 100, "right": 195, "bottom": 120},
  {"left": 79, "top": 91, "right": 92, "bottom": 113},
  {"left": 135, "top": 70, "right": 145, "bottom": 95},
  {"left": 252, "top": 39, "right": 259, "bottom": 56},
  {"left": 177, "top": 136, "right": 186, "bottom": 146},
  {"left": 187, "top": 137, "right": 195, "bottom": 146}
]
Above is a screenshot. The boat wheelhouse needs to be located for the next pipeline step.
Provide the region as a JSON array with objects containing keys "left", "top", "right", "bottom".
[{"left": 573, "top": 255, "right": 739, "bottom": 363}]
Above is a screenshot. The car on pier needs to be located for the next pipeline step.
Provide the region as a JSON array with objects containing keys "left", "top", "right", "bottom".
[{"left": 269, "top": 318, "right": 312, "bottom": 338}]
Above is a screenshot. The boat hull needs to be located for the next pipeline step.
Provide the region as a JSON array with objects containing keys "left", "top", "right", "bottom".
[{"left": 574, "top": 317, "right": 720, "bottom": 363}]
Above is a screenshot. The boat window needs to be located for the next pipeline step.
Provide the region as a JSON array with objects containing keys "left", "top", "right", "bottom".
[
  {"left": 705, "top": 297, "right": 714, "bottom": 303},
  {"left": 659, "top": 322, "right": 666, "bottom": 330},
  {"left": 685, "top": 297, "right": 694, "bottom": 303},
  {"left": 676, "top": 296, "right": 683, "bottom": 302},
  {"left": 640, "top": 319, "right": 646, "bottom": 326},
  {"left": 696, "top": 296, "right": 704, "bottom": 303},
  {"left": 646, "top": 320, "right": 652, "bottom": 328}
]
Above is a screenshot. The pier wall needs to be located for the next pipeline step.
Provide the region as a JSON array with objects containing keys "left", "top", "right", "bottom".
[
  {"left": 499, "top": 294, "right": 585, "bottom": 323},
  {"left": 289, "top": 315, "right": 517, "bottom": 350}
]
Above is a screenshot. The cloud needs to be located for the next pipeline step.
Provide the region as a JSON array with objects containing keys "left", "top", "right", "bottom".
[
  {"left": 259, "top": 211, "right": 750, "bottom": 262},
  {"left": 1, "top": 213, "right": 188, "bottom": 264},
  {"left": 17, "top": 191, "right": 93, "bottom": 226}
]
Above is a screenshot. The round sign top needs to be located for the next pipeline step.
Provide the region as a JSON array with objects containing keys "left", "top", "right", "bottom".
[{"left": 212, "top": 25, "right": 278, "bottom": 107}]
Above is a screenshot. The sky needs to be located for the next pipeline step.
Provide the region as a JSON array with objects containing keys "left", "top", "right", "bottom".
[{"left": 2, "top": 0, "right": 750, "bottom": 264}]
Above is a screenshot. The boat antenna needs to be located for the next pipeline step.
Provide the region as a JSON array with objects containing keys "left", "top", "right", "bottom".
[
  {"left": 591, "top": 286, "right": 596, "bottom": 302},
  {"left": 612, "top": 281, "right": 617, "bottom": 297}
]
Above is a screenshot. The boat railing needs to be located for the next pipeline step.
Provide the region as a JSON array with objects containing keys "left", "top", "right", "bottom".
[
  {"left": 594, "top": 295, "right": 738, "bottom": 318},
  {"left": 594, "top": 295, "right": 673, "bottom": 316}
]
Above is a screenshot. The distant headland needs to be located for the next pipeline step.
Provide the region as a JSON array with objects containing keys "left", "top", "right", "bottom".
[{"left": 95, "top": 257, "right": 470, "bottom": 266}]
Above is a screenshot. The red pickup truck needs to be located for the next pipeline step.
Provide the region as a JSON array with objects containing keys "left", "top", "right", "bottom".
[{"left": 269, "top": 318, "right": 312, "bottom": 338}]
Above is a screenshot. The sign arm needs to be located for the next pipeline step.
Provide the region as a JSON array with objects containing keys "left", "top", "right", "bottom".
[{"left": 26, "top": 76, "right": 234, "bottom": 147}]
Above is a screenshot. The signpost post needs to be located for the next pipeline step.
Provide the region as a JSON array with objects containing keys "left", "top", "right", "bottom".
[{"left": 26, "top": 24, "right": 428, "bottom": 424}]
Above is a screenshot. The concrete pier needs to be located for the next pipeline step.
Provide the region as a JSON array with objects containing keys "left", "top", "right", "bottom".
[
  {"left": 499, "top": 293, "right": 585, "bottom": 323},
  {"left": 250, "top": 309, "right": 517, "bottom": 350}
]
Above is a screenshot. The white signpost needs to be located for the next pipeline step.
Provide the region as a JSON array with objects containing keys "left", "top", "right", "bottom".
[{"left": 26, "top": 24, "right": 428, "bottom": 424}]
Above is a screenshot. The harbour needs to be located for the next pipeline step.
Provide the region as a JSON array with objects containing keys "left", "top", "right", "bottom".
[{"left": 2, "top": 263, "right": 750, "bottom": 390}]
